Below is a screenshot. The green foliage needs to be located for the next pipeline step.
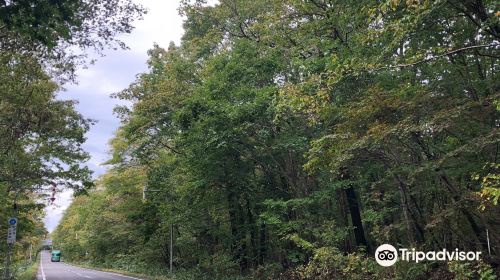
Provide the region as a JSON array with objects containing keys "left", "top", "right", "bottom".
[
  {"left": 474, "top": 163, "right": 500, "bottom": 210},
  {"left": 448, "top": 261, "right": 497, "bottom": 280},
  {"left": 56, "top": 0, "right": 499, "bottom": 279},
  {"left": 0, "top": 51, "right": 87, "bottom": 279},
  {"left": 285, "top": 247, "right": 383, "bottom": 280},
  {"left": 0, "top": 1, "right": 146, "bottom": 276},
  {"left": 0, "top": 0, "right": 146, "bottom": 82},
  {"left": 0, "top": 53, "right": 93, "bottom": 193},
  {"left": 17, "top": 259, "right": 39, "bottom": 280}
]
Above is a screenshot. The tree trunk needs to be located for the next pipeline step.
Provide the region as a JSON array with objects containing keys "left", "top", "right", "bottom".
[
  {"left": 336, "top": 189, "right": 353, "bottom": 252},
  {"left": 340, "top": 167, "right": 369, "bottom": 252},
  {"left": 344, "top": 186, "right": 369, "bottom": 252}
]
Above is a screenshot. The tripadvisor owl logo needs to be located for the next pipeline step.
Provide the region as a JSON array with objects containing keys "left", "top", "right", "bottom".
[
  {"left": 375, "top": 244, "right": 482, "bottom": 266},
  {"left": 375, "top": 244, "right": 398, "bottom": 267}
]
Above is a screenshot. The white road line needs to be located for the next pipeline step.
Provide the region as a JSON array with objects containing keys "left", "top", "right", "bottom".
[
  {"left": 104, "top": 271, "right": 144, "bottom": 280},
  {"left": 63, "top": 263, "right": 144, "bottom": 280},
  {"left": 39, "top": 252, "right": 46, "bottom": 280},
  {"left": 71, "top": 269, "right": 94, "bottom": 279}
]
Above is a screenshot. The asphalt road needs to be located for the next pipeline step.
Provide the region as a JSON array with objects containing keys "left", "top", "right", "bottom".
[{"left": 37, "top": 251, "right": 143, "bottom": 280}]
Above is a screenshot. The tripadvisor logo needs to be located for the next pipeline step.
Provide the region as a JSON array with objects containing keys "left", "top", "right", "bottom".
[
  {"left": 375, "top": 244, "right": 398, "bottom": 267},
  {"left": 375, "top": 244, "right": 482, "bottom": 267}
]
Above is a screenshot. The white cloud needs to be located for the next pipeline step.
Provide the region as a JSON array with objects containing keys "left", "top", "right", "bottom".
[{"left": 123, "top": 0, "right": 184, "bottom": 50}]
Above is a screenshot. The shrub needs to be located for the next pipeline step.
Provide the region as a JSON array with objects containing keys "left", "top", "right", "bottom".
[{"left": 448, "top": 261, "right": 497, "bottom": 280}]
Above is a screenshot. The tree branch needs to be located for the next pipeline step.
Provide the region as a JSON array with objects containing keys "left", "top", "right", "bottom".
[{"left": 375, "top": 43, "right": 499, "bottom": 71}]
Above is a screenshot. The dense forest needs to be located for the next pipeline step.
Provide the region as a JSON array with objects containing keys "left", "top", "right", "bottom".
[
  {"left": 0, "top": 0, "right": 498, "bottom": 279},
  {"left": 51, "top": 0, "right": 500, "bottom": 279}
]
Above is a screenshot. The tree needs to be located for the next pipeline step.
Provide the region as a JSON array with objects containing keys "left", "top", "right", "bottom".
[
  {"left": 0, "top": 53, "right": 93, "bottom": 195},
  {"left": 54, "top": 1, "right": 499, "bottom": 279},
  {"left": 0, "top": 0, "right": 146, "bottom": 82},
  {"left": 0, "top": 0, "right": 146, "bottom": 278}
]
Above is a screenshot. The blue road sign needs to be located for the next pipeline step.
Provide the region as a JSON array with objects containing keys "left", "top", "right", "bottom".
[{"left": 7, "top": 218, "right": 17, "bottom": 244}]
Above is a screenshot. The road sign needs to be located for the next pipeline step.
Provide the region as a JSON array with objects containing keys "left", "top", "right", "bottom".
[
  {"left": 8, "top": 218, "right": 17, "bottom": 226},
  {"left": 7, "top": 217, "right": 17, "bottom": 244}
]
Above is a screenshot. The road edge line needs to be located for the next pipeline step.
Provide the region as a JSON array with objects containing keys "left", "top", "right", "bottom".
[
  {"left": 39, "top": 251, "right": 46, "bottom": 280},
  {"left": 62, "top": 262, "right": 144, "bottom": 280}
]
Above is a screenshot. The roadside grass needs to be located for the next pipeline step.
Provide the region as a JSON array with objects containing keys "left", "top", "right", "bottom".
[{"left": 17, "top": 258, "right": 39, "bottom": 280}]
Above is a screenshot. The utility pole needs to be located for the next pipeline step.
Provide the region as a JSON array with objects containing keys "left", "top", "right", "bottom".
[
  {"left": 4, "top": 243, "right": 11, "bottom": 280},
  {"left": 29, "top": 243, "right": 33, "bottom": 263},
  {"left": 4, "top": 244, "right": 12, "bottom": 280},
  {"left": 4, "top": 200, "right": 18, "bottom": 280},
  {"left": 170, "top": 223, "right": 173, "bottom": 272},
  {"left": 486, "top": 229, "right": 491, "bottom": 256}
]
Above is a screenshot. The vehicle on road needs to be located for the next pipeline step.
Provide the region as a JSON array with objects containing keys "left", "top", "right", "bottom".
[{"left": 51, "top": 250, "right": 61, "bottom": 262}]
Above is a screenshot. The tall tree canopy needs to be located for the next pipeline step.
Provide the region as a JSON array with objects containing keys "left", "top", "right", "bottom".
[{"left": 55, "top": 1, "right": 499, "bottom": 279}]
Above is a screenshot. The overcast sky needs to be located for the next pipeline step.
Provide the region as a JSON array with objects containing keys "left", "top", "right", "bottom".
[{"left": 44, "top": 0, "right": 185, "bottom": 232}]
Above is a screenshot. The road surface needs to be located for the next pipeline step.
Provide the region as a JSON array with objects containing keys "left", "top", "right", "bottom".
[{"left": 37, "top": 251, "right": 143, "bottom": 280}]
